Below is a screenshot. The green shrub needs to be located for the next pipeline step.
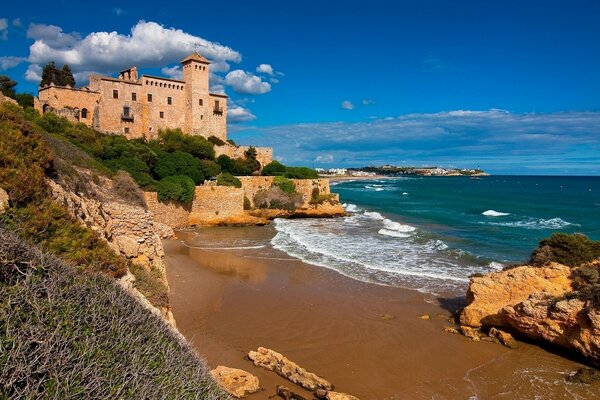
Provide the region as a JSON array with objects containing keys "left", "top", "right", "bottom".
[
  {"left": 207, "top": 135, "right": 225, "bottom": 146},
  {"left": 154, "top": 150, "right": 204, "bottom": 184},
  {"left": 155, "top": 128, "right": 215, "bottom": 160},
  {"left": 156, "top": 175, "right": 195, "bottom": 203},
  {"left": 216, "top": 154, "right": 235, "bottom": 173},
  {"left": 226, "top": 139, "right": 236, "bottom": 146},
  {"left": 253, "top": 187, "right": 303, "bottom": 211},
  {"left": 216, "top": 172, "right": 242, "bottom": 188},
  {"left": 272, "top": 176, "right": 296, "bottom": 194},
  {"left": 285, "top": 166, "right": 319, "bottom": 179},
  {"left": 529, "top": 233, "right": 600, "bottom": 267},
  {"left": 14, "top": 93, "right": 34, "bottom": 108},
  {"left": 243, "top": 196, "right": 252, "bottom": 210},
  {"left": 199, "top": 159, "right": 222, "bottom": 179},
  {"left": 262, "top": 160, "right": 287, "bottom": 176}
]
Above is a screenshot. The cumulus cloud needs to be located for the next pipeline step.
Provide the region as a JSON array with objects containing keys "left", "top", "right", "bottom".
[
  {"left": 256, "top": 64, "right": 274, "bottom": 75},
  {"left": 161, "top": 65, "right": 182, "bottom": 80},
  {"left": 12, "top": 18, "right": 22, "bottom": 27},
  {"left": 0, "top": 56, "right": 25, "bottom": 70},
  {"left": 23, "top": 21, "right": 241, "bottom": 81},
  {"left": 235, "top": 110, "right": 600, "bottom": 174},
  {"left": 341, "top": 100, "right": 354, "bottom": 110},
  {"left": 0, "top": 18, "right": 8, "bottom": 40},
  {"left": 25, "top": 64, "right": 42, "bottom": 81},
  {"left": 227, "top": 100, "right": 256, "bottom": 123},
  {"left": 224, "top": 70, "right": 271, "bottom": 94}
]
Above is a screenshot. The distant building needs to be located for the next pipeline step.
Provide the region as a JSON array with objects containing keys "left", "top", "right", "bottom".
[{"left": 35, "top": 52, "right": 228, "bottom": 141}]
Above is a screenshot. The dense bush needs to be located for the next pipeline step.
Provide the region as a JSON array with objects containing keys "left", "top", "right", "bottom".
[
  {"left": 155, "top": 128, "right": 215, "bottom": 160},
  {"left": 253, "top": 186, "right": 303, "bottom": 211},
  {"left": 262, "top": 160, "right": 287, "bottom": 176},
  {"left": 156, "top": 175, "right": 195, "bottom": 203},
  {"left": 284, "top": 166, "right": 319, "bottom": 179},
  {"left": 244, "top": 196, "right": 251, "bottom": 210},
  {"left": 216, "top": 154, "right": 260, "bottom": 176},
  {"left": 272, "top": 176, "right": 296, "bottom": 194},
  {"left": 207, "top": 135, "right": 225, "bottom": 146},
  {"left": 199, "top": 159, "right": 222, "bottom": 179},
  {"left": 0, "top": 227, "right": 226, "bottom": 399},
  {"left": 155, "top": 150, "right": 204, "bottom": 184},
  {"left": 529, "top": 233, "right": 600, "bottom": 267},
  {"left": 112, "top": 170, "right": 147, "bottom": 209},
  {"left": 216, "top": 172, "right": 242, "bottom": 188}
]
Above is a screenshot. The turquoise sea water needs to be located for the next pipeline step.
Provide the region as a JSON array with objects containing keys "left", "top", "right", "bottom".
[{"left": 272, "top": 176, "right": 600, "bottom": 294}]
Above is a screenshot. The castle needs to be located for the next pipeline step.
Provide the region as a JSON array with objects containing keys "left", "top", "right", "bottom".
[
  {"left": 35, "top": 52, "right": 272, "bottom": 166},
  {"left": 35, "top": 52, "right": 229, "bottom": 141}
]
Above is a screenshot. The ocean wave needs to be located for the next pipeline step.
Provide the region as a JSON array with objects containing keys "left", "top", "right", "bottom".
[
  {"left": 343, "top": 203, "right": 361, "bottom": 212},
  {"left": 382, "top": 218, "right": 416, "bottom": 232},
  {"left": 485, "top": 217, "right": 579, "bottom": 230},
  {"left": 364, "top": 211, "right": 385, "bottom": 220},
  {"left": 402, "top": 192, "right": 409, "bottom": 195},
  {"left": 489, "top": 261, "right": 504, "bottom": 270},
  {"left": 378, "top": 228, "right": 411, "bottom": 238},
  {"left": 482, "top": 209, "right": 510, "bottom": 217},
  {"left": 184, "top": 244, "right": 266, "bottom": 250}
]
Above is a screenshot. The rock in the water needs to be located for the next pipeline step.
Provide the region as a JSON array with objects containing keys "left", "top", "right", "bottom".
[
  {"left": 0, "top": 187, "right": 8, "bottom": 214},
  {"left": 567, "top": 368, "right": 600, "bottom": 384},
  {"left": 276, "top": 385, "right": 308, "bottom": 400},
  {"left": 419, "top": 314, "right": 430, "bottom": 320},
  {"left": 460, "top": 325, "right": 481, "bottom": 341},
  {"left": 460, "top": 263, "right": 572, "bottom": 328},
  {"left": 248, "top": 347, "right": 334, "bottom": 391},
  {"left": 443, "top": 326, "right": 460, "bottom": 334},
  {"left": 380, "top": 314, "right": 395, "bottom": 320},
  {"left": 326, "top": 391, "right": 361, "bottom": 400},
  {"left": 210, "top": 366, "right": 260, "bottom": 398},
  {"left": 488, "top": 327, "right": 518, "bottom": 349}
]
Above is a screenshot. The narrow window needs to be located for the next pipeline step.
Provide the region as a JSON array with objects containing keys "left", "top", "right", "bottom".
[
  {"left": 113, "top": 89, "right": 118, "bottom": 99},
  {"left": 124, "top": 127, "right": 130, "bottom": 134},
  {"left": 148, "top": 93, "right": 153, "bottom": 102},
  {"left": 123, "top": 106, "right": 130, "bottom": 116},
  {"left": 159, "top": 111, "right": 164, "bottom": 119},
  {"left": 132, "top": 92, "right": 137, "bottom": 101},
  {"left": 215, "top": 100, "right": 220, "bottom": 109},
  {"left": 167, "top": 96, "right": 172, "bottom": 105},
  {"left": 199, "top": 99, "right": 203, "bottom": 106},
  {"left": 81, "top": 108, "right": 88, "bottom": 119}
]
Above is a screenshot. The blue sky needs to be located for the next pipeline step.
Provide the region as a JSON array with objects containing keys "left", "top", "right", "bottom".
[{"left": 1, "top": 0, "right": 599, "bottom": 174}]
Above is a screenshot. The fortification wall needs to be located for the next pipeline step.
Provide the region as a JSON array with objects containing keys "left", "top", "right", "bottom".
[
  {"left": 36, "top": 86, "right": 100, "bottom": 126},
  {"left": 207, "top": 94, "right": 227, "bottom": 141},
  {"left": 144, "top": 192, "right": 191, "bottom": 229},
  {"left": 189, "top": 184, "right": 245, "bottom": 225},
  {"left": 214, "top": 145, "right": 273, "bottom": 169},
  {"left": 238, "top": 176, "right": 332, "bottom": 207}
]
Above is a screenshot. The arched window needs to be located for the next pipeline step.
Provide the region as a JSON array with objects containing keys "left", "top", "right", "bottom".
[
  {"left": 42, "top": 104, "right": 49, "bottom": 113},
  {"left": 81, "top": 108, "right": 88, "bottom": 119}
]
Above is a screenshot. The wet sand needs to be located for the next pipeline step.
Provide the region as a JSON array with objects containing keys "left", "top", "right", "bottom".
[{"left": 164, "top": 226, "right": 595, "bottom": 399}]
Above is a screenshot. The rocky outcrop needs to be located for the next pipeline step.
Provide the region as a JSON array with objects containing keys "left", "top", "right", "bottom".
[
  {"left": 0, "top": 187, "right": 9, "bottom": 213},
  {"left": 210, "top": 366, "right": 260, "bottom": 398},
  {"left": 460, "top": 263, "right": 600, "bottom": 363},
  {"left": 0, "top": 93, "right": 18, "bottom": 106},
  {"left": 315, "top": 389, "right": 360, "bottom": 400},
  {"left": 248, "top": 347, "right": 334, "bottom": 392},
  {"left": 46, "top": 178, "right": 173, "bottom": 322},
  {"left": 460, "top": 263, "right": 572, "bottom": 328}
]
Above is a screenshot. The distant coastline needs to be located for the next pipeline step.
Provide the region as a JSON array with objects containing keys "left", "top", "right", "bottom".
[{"left": 319, "top": 165, "right": 490, "bottom": 179}]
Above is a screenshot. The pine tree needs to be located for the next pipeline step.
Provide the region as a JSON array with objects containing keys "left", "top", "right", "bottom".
[
  {"left": 39, "top": 62, "right": 76, "bottom": 87},
  {"left": 0, "top": 75, "right": 17, "bottom": 98},
  {"left": 60, "top": 64, "right": 76, "bottom": 87}
]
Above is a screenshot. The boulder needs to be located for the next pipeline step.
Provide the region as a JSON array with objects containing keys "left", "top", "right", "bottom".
[
  {"left": 0, "top": 187, "right": 9, "bottom": 213},
  {"left": 460, "top": 325, "right": 481, "bottom": 341},
  {"left": 488, "top": 327, "right": 518, "bottom": 349},
  {"left": 210, "top": 366, "right": 260, "bottom": 398},
  {"left": 460, "top": 263, "right": 572, "bottom": 328},
  {"left": 248, "top": 347, "right": 334, "bottom": 391},
  {"left": 326, "top": 391, "right": 361, "bottom": 400},
  {"left": 276, "top": 385, "right": 308, "bottom": 400},
  {"left": 115, "top": 235, "right": 140, "bottom": 258},
  {"left": 567, "top": 368, "right": 600, "bottom": 384}
]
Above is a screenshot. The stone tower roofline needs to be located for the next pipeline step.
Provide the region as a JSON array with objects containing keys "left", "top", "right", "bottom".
[{"left": 181, "top": 52, "right": 210, "bottom": 64}]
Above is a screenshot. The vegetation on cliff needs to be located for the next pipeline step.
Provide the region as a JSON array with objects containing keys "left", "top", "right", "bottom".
[
  {"left": 262, "top": 160, "right": 319, "bottom": 179},
  {"left": 0, "top": 227, "right": 225, "bottom": 399}
]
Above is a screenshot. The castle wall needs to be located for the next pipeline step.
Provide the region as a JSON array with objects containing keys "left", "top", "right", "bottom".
[
  {"left": 238, "top": 176, "right": 332, "bottom": 207},
  {"left": 189, "top": 184, "right": 245, "bottom": 225},
  {"left": 207, "top": 94, "right": 227, "bottom": 141},
  {"left": 143, "top": 192, "right": 191, "bottom": 229},
  {"left": 36, "top": 86, "right": 100, "bottom": 127},
  {"left": 214, "top": 144, "right": 273, "bottom": 169},
  {"left": 141, "top": 76, "right": 186, "bottom": 140}
]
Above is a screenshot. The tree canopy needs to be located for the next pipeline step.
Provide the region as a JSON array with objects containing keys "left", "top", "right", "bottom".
[
  {"left": 0, "top": 75, "right": 17, "bottom": 98},
  {"left": 40, "top": 62, "right": 76, "bottom": 87}
]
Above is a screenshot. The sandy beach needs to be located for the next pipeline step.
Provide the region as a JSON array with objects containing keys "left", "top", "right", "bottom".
[{"left": 164, "top": 226, "right": 594, "bottom": 399}]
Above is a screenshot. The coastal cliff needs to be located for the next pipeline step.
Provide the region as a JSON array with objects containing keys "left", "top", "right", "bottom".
[{"left": 460, "top": 250, "right": 600, "bottom": 364}]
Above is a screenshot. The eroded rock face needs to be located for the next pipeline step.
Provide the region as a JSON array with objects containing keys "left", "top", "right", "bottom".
[
  {"left": 502, "top": 294, "right": 600, "bottom": 361},
  {"left": 460, "top": 263, "right": 572, "bottom": 328},
  {"left": 210, "top": 366, "right": 260, "bottom": 398},
  {"left": 248, "top": 347, "right": 334, "bottom": 392},
  {"left": 0, "top": 187, "right": 9, "bottom": 213},
  {"left": 488, "top": 327, "right": 518, "bottom": 349}
]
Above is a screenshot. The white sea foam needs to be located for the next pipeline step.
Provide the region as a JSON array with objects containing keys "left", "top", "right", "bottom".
[
  {"left": 489, "top": 261, "right": 504, "bottom": 270},
  {"left": 482, "top": 210, "right": 510, "bottom": 217},
  {"left": 402, "top": 192, "right": 408, "bottom": 195},
  {"left": 364, "top": 211, "right": 385, "bottom": 220},
  {"left": 343, "top": 203, "right": 361, "bottom": 212},
  {"left": 378, "top": 228, "right": 411, "bottom": 238},
  {"left": 382, "top": 218, "right": 416, "bottom": 232},
  {"left": 485, "top": 217, "right": 578, "bottom": 230}
]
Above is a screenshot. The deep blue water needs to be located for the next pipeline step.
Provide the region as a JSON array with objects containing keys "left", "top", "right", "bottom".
[{"left": 271, "top": 176, "right": 600, "bottom": 294}]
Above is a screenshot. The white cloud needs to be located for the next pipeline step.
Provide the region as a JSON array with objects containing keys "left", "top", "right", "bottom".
[
  {"left": 12, "top": 18, "right": 22, "bottom": 27},
  {"left": 25, "top": 64, "right": 42, "bottom": 81},
  {"left": 224, "top": 70, "right": 271, "bottom": 94},
  {"left": 341, "top": 100, "right": 354, "bottom": 110},
  {"left": 315, "top": 154, "right": 334, "bottom": 163},
  {"left": 270, "top": 77, "right": 279, "bottom": 84},
  {"left": 0, "top": 19, "right": 8, "bottom": 40},
  {"left": 113, "top": 7, "right": 126, "bottom": 16},
  {"left": 362, "top": 99, "right": 375, "bottom": 105},
  {"left": 0, "top": 56, "right": 25, "bottom": 70},
  {"left": 23, "top": 21, "right": 241, "bottom": 81},
  {"left": 256, "top": 63, "right": 274, "bottom": 75},
  {"left": 161, "top": 65, "right": 182, "bottom": 80},
  {"left": 227, "top": 100, "right": 256, "bottom": 123}
]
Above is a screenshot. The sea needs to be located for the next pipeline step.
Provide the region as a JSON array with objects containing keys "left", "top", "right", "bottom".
[{"left": 272, "top": 175, "right": 600, "bottom": 295}]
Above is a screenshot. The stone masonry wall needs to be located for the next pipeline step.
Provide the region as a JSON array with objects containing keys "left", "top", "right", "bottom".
[
  {"left": 36, "top": 86, "right": 100, "bottom": 127},
  {"left": 238, "top": 176, "right": 333, "bottom": 207},
  {"left": 144, "top": 192, "right": 192, "bottom": 229},
  {"left": 189, "top": 184, "right": 245, "bottom": 225}
]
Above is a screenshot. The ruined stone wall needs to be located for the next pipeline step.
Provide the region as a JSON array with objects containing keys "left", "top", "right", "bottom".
[
  {"left": 207, "top": 94, "right": 227, "bottom": 141},
  {"left": 214, "top": 145, "right": 273, "bottom": 169},
  {"left": 36, "top": 86, "right": 100, "bottom": 127},
  {"left": 144, "top": 192, "right": 191, "bottom": 229},
  {"left": 238, "top": 176, "right": 332, "bottom": 207},
  {"left": 189, "top": 184, "right": 245, "bottom": 225}
]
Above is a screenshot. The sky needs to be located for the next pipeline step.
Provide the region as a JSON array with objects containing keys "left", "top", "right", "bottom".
[{"left": 1, "top": 0, "right": 599, "bottom": 175}]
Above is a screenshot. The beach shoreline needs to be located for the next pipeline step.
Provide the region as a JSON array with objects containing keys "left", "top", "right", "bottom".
[{"left": 164, "top": 226, "right": 592, "bottom": 399}]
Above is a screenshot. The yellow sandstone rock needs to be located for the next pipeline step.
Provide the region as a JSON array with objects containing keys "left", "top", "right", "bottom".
[{"left": 210, "top": 366, "right": 260, "bottom": 398}]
